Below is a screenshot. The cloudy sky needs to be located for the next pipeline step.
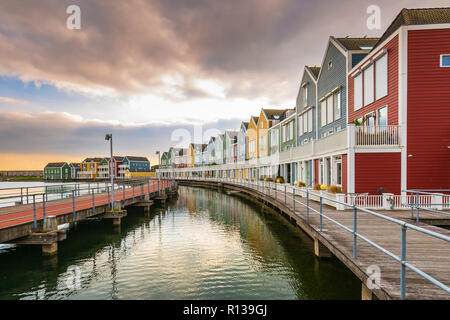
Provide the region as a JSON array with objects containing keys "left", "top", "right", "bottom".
[{"left": 0, "top": 0, "right": 447, "bottom": 169}]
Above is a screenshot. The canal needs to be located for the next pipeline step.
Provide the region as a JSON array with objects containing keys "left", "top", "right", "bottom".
[{"left": 0, "top": 185, "right": 361, "bottom": 300}]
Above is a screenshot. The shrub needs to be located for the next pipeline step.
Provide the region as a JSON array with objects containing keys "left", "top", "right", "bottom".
[
  {"left": 264, "top": 177, "right": 273, "bottom": 182},
  {"left": 328, "top": 185, "right": 342, "bottom": 194},
  {"left": 275, "top": 176, "right": 285, "bottom": 183},
  {"left": 313, "top": 183, "right": 321, "bottom": 191},
  {"left": 296, "top": 181, "right": 306, "bottom": 187}
]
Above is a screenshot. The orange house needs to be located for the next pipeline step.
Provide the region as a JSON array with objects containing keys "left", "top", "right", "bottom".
[{"left": 257, "top": 109, "right": 286, "bottom": 158}]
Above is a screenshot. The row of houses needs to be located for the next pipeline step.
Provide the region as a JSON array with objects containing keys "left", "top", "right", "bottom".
[
  {"left": 44, "top": 156, "right": 151, "bottom": 180},
  {"left": 159, "top": 8, "right": 450, "bottom": 195}
]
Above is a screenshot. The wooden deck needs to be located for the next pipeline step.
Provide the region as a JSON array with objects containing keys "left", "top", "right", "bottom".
[{"left": 179, "top": 179, "right": 450, "bottom": 300}]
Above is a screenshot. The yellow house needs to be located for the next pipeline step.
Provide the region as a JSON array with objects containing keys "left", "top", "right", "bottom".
[
  {"left": 79, "top": 157, "right": 103, "bottom": 179},
  {"left": 247, "top": 116, "right": 259, "bottom": 160},
  {"left": 257, "top": 109, "right": 286, "bottom": 158},
  {"left": 125, "top": 169, "right": 153, "bottom": 178},
  {"left": 187, "top": 144, "right": 195, "bottom": 168}
]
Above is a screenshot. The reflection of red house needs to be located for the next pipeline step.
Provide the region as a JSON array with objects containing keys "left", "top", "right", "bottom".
[
  {"left": 347, "top": 8, "right": 450, "bottom": 194},
  {"left": 108, "top": 156, "right": 124, "bottom": 178}
]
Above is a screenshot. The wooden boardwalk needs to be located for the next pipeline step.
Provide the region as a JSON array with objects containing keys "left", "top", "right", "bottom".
[{"left": 180, "top": 179, "right": 450, "bottom": 300}]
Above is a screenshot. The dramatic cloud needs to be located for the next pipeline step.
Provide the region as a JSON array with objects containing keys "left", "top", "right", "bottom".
[{"left": 0, "top": 111, "right": 242, "bottom": 169}]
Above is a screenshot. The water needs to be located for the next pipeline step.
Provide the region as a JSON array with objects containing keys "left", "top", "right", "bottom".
[{"left": 0, "top": 186, "right": 361, "bottom": 300}]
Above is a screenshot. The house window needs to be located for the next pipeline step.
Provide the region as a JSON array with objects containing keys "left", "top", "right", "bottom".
[
  {"left": 298, "top": 116, "right": 303, "bottom": 135},
  {"left": 302, "top": 86, "right": 308, "bottom": 108},
  {"left": 303, "top": 113, "right": 307, "bottom": 134},
  {"left": 377, "top": 106, "right": 388, "bottom": 126},
  {"left": 308, "top": 110, "right": 313, "bottom": 132},
  {"left": 440, "top": 54, "right": 450, "bottom": 67},
  {"left": 364, "top": 63, "right": 374, "bottom": 106},
  {"left": 321, "top": 91, "right": 341, "bottom": 127},
  {"left": 354, "top": 73, "right": 362, "bottom": 110},
  {"left": 376, "top": 54, "right": 388, "bottom": 99}
]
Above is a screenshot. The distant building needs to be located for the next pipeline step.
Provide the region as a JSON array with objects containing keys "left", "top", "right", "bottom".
[
  {"left": 69, "top": 163, "right": 80, "bottom": 179},
  {"left": 0, "top": 170, "right": 43, "bottom": 177},
  {"left": 119, "top": 156, "right": 150, "bottom": 178},
  {"left": 78, "top": 157, "right": 103, "bottom": 179},
  {"left": 44, "top": 162, "right": 71, "bottom": 180}
]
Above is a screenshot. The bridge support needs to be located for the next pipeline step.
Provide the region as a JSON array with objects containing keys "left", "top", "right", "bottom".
[
  {"left": 132, "top": 195, "right": 154, "bottom": 213},
  {"left": 314, "top": 238, "right": 332, "bottom": 258},
  {"left": 361, "top": 283, "right": 375, "bottom": 300},
  {"left": 103, "top": 201, "right": 127, "bottom": 226}
]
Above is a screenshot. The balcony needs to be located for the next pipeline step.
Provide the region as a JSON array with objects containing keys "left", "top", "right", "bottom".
[{"left": 353, "top": 125, "right": 401, "bottom": 147}]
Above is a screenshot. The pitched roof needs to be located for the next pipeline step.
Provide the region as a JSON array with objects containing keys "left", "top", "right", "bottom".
[
  {"left": 306, "top": 66, "right": 321, "bottom": 79},
  {"left": 125, "top": 156, "right": 149, "bottom": 162},
  {"left": 83, "top": 157, "right": 103, "bottom": 163},
  {"left": 375, "top": 7, "right": 450, "bottom": 49},
  {"left": 334, "top": 37, "right": 380, "bottom": 51},
  {"left": 45, "top": 162, "right": 67, "bottom": 168},
  {"left": 69, "top": 163, "right": 80, "bottom": 167},
  {"left": 241, "top": 121, "right": 249, "bottom": 130},
  {"left": 262, "top": 108, "right": 287, "bottom": 120}
]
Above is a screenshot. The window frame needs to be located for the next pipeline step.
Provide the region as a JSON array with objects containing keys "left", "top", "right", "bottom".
[
  {"left": 375, "top": 53, "right": 388, "bottom": 99},
  {"left": 363, "top": 63, "right": 374, "bottom": 106},
  {"left": 440, "top": 54, "right": 450, "bottom": 67}
]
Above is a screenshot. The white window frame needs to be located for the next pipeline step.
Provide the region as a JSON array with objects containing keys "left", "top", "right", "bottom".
[
  {"left": 354, "top": 72, "right": 363, "bottom": 110},
  {"left": 440, "top": 54, "right": 450, "bottom": 67},
  {"left": 308, "top": 110, "right": 313, "bottom": 133},
  {"left": 375, "top": 53, "right": 388, "bottom": 99},
  {"left": 363, "top": 63, "right": 374, "bottom": 106}
]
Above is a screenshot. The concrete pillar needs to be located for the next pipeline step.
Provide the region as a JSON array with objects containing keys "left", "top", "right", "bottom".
[
  {"left": 42, "top": 242, "right": 58, "bottom": 256},
  {"left": 113, "top": 217, "right": 121, "bottom": 226},
  {"left": 361, "top": 282, "right": 375, "bottom": 300},
  {"left": 41, "top": 216, "right": 57, "bottom": 233},
  {"left": 314, "top": 238, "right": 332, "bottom": 258}
]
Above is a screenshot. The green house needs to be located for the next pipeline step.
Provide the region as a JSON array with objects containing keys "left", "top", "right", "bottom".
[{"left": 44, "top": 162, "right": 71, "bottom": 180}]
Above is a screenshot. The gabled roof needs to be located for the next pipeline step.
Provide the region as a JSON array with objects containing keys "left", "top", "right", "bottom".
[
  {"left": 225, "top": 130, "right": 239, "bottom": 143},
  {"left": 69, "top": 163, "right": 80, "bottom": 168},
  {"left": 334, "top": 37, "right": 380, "bottom": 51},
  {"left": 249, "top": 116, "right": 259, "bottom": 128},
  {"left": 45, "top": 162, "right": 68, "bottom": 168},
  {"left": 261, "top": 108, "right": 286, "bottom": 121},
  {"left": 374, "top": 7, "right": 450, "bottom": 50},
  {"left": 201, "top": 144, "right": 208, "bottom": 151},
  {"left": 241, "top": 121, "right": 249, "bottom": 130},
  {"left": 125, "top": 156, "right": 149, "bottom": 162},
  {"left": 306, "top": 66, "right": 321, "bottom": 80},
  {"left": 83, "top": 157, "right": 103, "bottom": 163}
]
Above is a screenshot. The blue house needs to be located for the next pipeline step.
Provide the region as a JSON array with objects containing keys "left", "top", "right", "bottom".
[
  {"left": 122, "top": 156, "right": 150, "bottom": 172},
  {"left": 316, "top": 37, "right": 378, "bottom": 139}
]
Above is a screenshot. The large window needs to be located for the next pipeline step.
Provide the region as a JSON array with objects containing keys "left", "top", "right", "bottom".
[
  {"left": 364, "top": 64, "right": 374, "bottom": 106},
  {"left": 377, "top": 106, "right": 388, "bottom": 126},
  {"left": 302, "top": 86, "right": 308, "bottom": 108},
  {"left": 249, "top": 139, "right": 256, "bottom": 153},
  {"left": 271, "top": 129, "right": 278, "bottom": 147},
  {"left": 354, "top": 73, "right": 363, "bottom": 110},
  {"left": 321, "top": 91, "right": 341, "bottom": 127},
  {"left": 376, "top": 54, "right": 388, "bottom": 99}
]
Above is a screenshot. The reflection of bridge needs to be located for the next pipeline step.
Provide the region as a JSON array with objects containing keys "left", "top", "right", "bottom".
[
  {"left": 0, "top": 179, "right": 176, "bottom": 256},
  {"left": 175, "top": 177, "right": 450, "bottom": 301}
]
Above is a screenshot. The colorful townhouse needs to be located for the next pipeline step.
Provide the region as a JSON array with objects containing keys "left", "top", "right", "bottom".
[
  {"left": 158, "top": 7, "right": 450, "bottom": 196},
  {"left": 98, "top": 156, "right": 124, "bottom": 178},
  {"left": 78, "top": 157, "right": 103, "bottom": 179},
  {"left": 346, "top": 7, "right": 450, "bottom": 194},
  {"left": 161, "top": 152, "right": 169, "bottom": 168},
  {"left": 44, "top": 162, "right": 71, "bottom": 180},
  {"left": 247, "top": 116, "right": 259, "bottom": 160},
  {"left": 215, "top": 134, "right": 225, "bottom": 165},
  {"left": 119, "top": 156, "right": 150, "bottom": 177},
  {"left": 69, "top": 163, "right": 80, "bottom": 179}
]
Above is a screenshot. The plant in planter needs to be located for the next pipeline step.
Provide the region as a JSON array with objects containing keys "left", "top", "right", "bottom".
[
  {"left": 296, "top": 181, "right": 306, "bottom": 187},
  {"left": 313, "top": 183, "right": 321, "bottom": 191},
  {"left": 328, "top": 185, "right": 342, "bottom": 194},
  {"left": 275, "top": 176, "right": 285, "bottom": 183},
  {"left": 264, "top": 177, "right": 273, "bottom": 182}
]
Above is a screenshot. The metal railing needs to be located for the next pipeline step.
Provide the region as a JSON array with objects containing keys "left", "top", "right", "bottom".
[
  {"left": 170, "top": 176, "right": 450, "bottom": 300},
  {"left": 354, "top": 125, "right": 400, "bottom": 146},
  {"left": 0, "top": 179, "right": 173, "bottom": 229},
  {"left": 403, "top": 189, "right": 450, "bottom": 222}
]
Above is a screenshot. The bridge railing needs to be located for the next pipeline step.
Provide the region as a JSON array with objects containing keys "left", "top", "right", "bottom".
[
  {"left": 170, "top": 176, "right": 450, "bottom": 300},
  {"left": 403, "top": 189, "right": 450, "bottom": 222},
  {"left": 0, "top": 179, "right": 171, "bottom": 229}
]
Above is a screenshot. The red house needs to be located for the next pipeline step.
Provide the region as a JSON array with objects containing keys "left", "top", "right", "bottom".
[{"left": 347, "top": 8, "right": 450, "bottom": 194}]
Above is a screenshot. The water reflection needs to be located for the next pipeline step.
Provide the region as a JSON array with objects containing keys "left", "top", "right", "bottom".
[{"left": 0, "top": 186, "right": 360, "bottom": 300}]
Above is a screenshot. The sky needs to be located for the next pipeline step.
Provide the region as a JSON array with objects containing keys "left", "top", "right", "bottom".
[{"left": 0, "top": 0, "right": 448, "bottom": 169}]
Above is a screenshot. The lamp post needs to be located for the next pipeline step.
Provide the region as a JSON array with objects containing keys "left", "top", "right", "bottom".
[
  {"left": 155, "top": 151, "right": 160, "bottom": 185},
  {"left": 105, "top": 133, "right": 114, "bottom": 210}
]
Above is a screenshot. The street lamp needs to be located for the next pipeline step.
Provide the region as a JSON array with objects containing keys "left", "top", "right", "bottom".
[
  {"left": 155, "top": 150, "right": 160, "bottom": 184},
  {"left": 105, "top": 133, "right": 114, "bottom": 210}
]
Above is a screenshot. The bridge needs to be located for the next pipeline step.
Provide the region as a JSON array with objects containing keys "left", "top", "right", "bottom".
[
  {"left": 0, "top": 179, "right": 176, "bottom": 256},
  {"left": 175, "top": 177, "right": 450, "bottom": 300}
]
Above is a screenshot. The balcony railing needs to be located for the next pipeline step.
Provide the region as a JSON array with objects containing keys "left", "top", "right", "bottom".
[{"left": 354, "top": 125, "right": 400, "bottom": 146}]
